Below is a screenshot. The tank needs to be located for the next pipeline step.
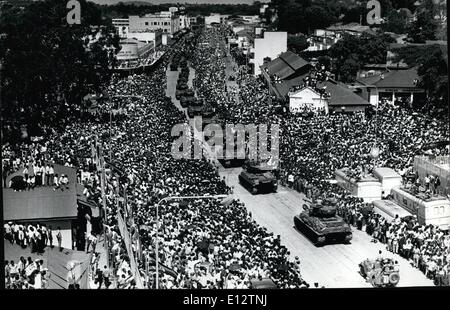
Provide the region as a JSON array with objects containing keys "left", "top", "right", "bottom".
[
  {"left": 187, "top": 105, "right": 203, "bottom": 118},
  {"left": 176, "top": 82, "right": 188, "bottom": 91},
  {"left": 180, "top": 95, "right": 195, "bottom": 108},
  {"left": 238, "top": 163, "right": 278, "bottom": 194},
  {"left": 176, "top": 89, "right": 194, "bottom": 100},
  {"left": 359, "top": 258, "right": 400, "bottom": 287},
  {"left": 294, "top": 203, "right": 352, "bottom": 246}
]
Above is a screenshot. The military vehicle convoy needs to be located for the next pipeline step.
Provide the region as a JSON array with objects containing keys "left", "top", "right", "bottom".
[
  {"left": 238, "top": 162, "right": 278, "bottom": 194},
  {"left": 294, "top": 203, "right": 352, "bottom": 246},
  {"left": 359, "top": 258, "right": 400, "bottom": 287}
]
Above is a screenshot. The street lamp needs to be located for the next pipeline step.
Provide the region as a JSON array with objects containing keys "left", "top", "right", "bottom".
[{"left": 152, "top": 194, "right": 233, "bottom": 289}]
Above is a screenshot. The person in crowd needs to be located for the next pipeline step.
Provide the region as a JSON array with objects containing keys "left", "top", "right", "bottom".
[
  {"left": 4, "top": 26, "right": 449, "bottom": 289},
  {"left": 56, "top": 227, "right": 62, "bottom": 251}
]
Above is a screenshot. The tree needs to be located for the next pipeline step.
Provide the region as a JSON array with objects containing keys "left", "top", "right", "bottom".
[
  {"left": 0, "top": 0, "right": 119, "bottom": 140},
  {"left": 392, "top": 44, "right": 448, "bottom": 111},
  {"left": 329, "top": 33, "right": 395, "bottom": 82},
  {"left": 381, "top": 9, "right": 410, "bottom": 34},
  {"left": 287, "top": 34, "right": 309, "bottom": 54},
  {"left": 407, "top": 0, "right": 438, "bottom": 43}
]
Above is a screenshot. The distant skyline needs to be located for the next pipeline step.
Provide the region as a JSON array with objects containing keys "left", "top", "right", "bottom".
[{"left": 88, "top": 0, "right": 270, "bottom": 5}]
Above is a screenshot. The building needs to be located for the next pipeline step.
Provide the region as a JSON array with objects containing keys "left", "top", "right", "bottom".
[
  {"left": 235, "top": 29, "right": 254, "bottom": 50},
  {"left": 126, "top": 30, "right": 163, "bottom": 48},
  {"left": 306, "top": 29, "right": 340, "bottom": 52},
  {"left": 239, "top": 15, "right": 260, "bottom": 24},
  {"left": 326, "top": 23, "right": 376, "bottom": 37},
  {"left": 250, "top": 31, "right": 288, "bottom": 76},
  {"left": 129, "top": 12, "right": 180, "bottom": 35},
  {"left": 261, "top": 51, "right": 310, "bottom": 81},
  {"left": 112, "top": 18, "right": 130, "bottom": 38},
  {"left": 287, "top": 86, "right": 328, "bottom": 113},
  {"left": 414, "top": 156, "right": 450, "bottom": 196},
  {"left": 286, "top": 79, "right": 371, "bottom": 113},
  {"left": 116, "top": 38, "right": 156, "bottom": 69},
  {"left": 355, "top": 67, "right": 425, "bottom": 106},
  {"left": 3, "top": 164, "right": 89, "bottom": 250},
  {"left": 205, "top": 13, "right": 229, "bottom": 25},
  {"left": 260, "top": 51, "right": 370, "bottom": 113},
  {"left": 188, "top": 16, "right": 198, "bottom": 26}
]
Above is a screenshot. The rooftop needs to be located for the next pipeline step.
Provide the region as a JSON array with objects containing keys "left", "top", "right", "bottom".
[
  {"left": 3, "top": 164, "right": 78, "bottom": 221},
  {"left": 261, "top": 51, "right": 309, "bottom": 80},
  {"left": 357, "top": 67, "right": 421, "bottom": 89}
]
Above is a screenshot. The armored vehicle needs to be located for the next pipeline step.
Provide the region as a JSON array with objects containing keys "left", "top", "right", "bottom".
[
  {"left": 187, "top": 105, "right": 203, "bottom": 118},
  {"left": 359, "top": 258, "right": 400, "bottom": 287},
  {"left": 294, "top": 203, "right": 352, "bottom": 246},
  {"left": 176, "top": 88, "right": 194, "bottom": 100},
  {"left": 176, "top": 82, "right": 189, "bottom": 91},
  {"left": 170, "top": 63, "right": 178, "bottom": 71},
  {"left": 238, "top": 163, "right": 278, "bottom": 194},
  {"left": 180, "top": 95, "right": 196, "bottom": 108}
]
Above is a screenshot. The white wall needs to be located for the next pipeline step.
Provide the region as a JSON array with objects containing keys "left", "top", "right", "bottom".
[
  {"left": 127, "top": 31, "right": 156, "bottom": 43},
  {"left": 205, "top": 14, "right": 222, "bottom": 25},
  {"left": 289, "top": 88, "right": 328, "bottom": 113},
  {"left": 251, "top": 32, "right": 287, "bottom": 76}
]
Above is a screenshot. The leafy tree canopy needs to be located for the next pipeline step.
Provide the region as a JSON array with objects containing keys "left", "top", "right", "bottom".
[{"left": 0, "top": 0, "right": 119, "bottom": 140}]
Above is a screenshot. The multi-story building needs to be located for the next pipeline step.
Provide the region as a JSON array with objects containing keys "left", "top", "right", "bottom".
[
  {"left": 249, "top": 31, "right": 288, "bottom": 76},
  {"left": 126, "top": 29, "right": 163, "bottom": 48},
  {"left": 129, "top": 12, "right": 180, "bottom": 35},
  {"left": 205, "top": 13, "right": 229, "bottom": 25},
  {"left": 112, "top": 18, "right": 130, "bottom": 38}
]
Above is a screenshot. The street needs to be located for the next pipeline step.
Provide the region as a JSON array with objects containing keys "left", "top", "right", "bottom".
[
  {"left": 165, "top": 54, "right": 435, "bottom": 289},
  {"left": 219, "top": 167, "right": 435, "bottom": 288}
]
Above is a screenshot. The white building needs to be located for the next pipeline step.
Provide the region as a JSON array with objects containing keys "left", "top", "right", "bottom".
[
  {"left": 126, "top": 30, "right": 163, "bottom": 48},
  {"left": 250, "top": 31, "right": 287, "bottom": 76},
  {"left": 239, "top": 15, "right": 260, "bottom": 24},
  {"left": 288, "top": 86, "right": 328, "bottom": 114},
  {"left": 129, "top": 13, "right": 180, "bottom": 35},
  {"left": 205, "top": 13, "right": 229, "bottom": 25},
  {"left": 112, "top": 18, "right": 130, "bottom": 38}
]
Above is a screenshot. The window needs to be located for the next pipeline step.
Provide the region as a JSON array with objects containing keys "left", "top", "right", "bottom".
[
  {"left": 145, "top": 22, "right": 149, "bottom": 26},
  {"left": 434, "top": 207, "right": 439, "bottom": 216},
  {"left": 440, "top": 206, "right": 445, "bottom": 216}
]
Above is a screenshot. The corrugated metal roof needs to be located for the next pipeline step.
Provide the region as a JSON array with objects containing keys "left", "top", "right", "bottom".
[
  {"left": 279, "top": 51, "right": 310, "bottom": 71},
  {"left": 261, "top": 51, "right": 309, "bottom": 80}
]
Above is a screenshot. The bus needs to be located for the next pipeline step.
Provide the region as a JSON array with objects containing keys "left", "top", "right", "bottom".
[{"left": 390, "top": 187, "right": 450, "bottom": 230}]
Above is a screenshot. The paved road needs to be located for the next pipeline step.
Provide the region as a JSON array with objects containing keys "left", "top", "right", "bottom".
[
  {"left": 166, "top": 61, "right": 434, "bottom": 288},
  {"left": 219, "top": 167, "right": 434, "bottom": 288}
]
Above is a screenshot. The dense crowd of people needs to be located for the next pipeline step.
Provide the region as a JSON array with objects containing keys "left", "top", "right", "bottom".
[
  {"left": 3, "top": 25, "right": 449, "bottom": 289},
  {"left": 4, "top": 222, "right": 62, "bottom": 253},
  {"left": 4, "top": 256, "right": 50, "bottom": 289},
  {"left": 3, "top": 30, "right": 307, "bottom": 289},
  {"left": 184, "top": 26, "right": 450, "bottom": 286}
]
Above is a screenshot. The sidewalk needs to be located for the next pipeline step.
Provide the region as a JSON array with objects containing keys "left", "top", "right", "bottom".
[{"left": 88, "top": 235, "right": 116, "bottom": 289}]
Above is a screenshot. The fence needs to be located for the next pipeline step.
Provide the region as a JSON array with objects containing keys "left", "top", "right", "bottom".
[{"left": 414, "top": 156, "right": 450, "bottom": 196}]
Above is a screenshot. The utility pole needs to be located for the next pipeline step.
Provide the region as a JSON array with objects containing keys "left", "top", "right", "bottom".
[{"left": 98, "top": 144, "right": 109, "bottom": 268}]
